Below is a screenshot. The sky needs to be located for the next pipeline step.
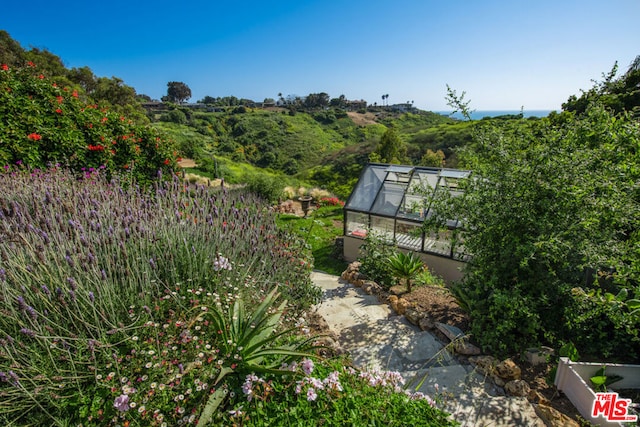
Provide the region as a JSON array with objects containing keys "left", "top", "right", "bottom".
[{"left": 1, "top": 0, "right": 639, "bottom": 111}]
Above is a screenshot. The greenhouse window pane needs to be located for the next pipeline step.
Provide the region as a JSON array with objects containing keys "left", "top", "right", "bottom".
[
  {"left": 395, "top": 220, "right": 423, "bottom": 251},
  {"left": 344, "top": 165, "right": 386, "bottom": 211},
  {"left": 370, "top": 216, "right": 395, "bottom": 242},
  {"left": 370, "top": 182, "right": 405, "bottom": 216},
  {"left": 345, "top": 211, "right": 369, "bottom": 238},
  {"left": 423, "top": 229, "right": 452, "bottom": 256}
]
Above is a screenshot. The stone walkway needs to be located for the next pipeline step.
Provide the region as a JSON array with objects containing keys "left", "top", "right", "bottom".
[{"left": 312, "top": 270, "right": 546, "bottom": 427}]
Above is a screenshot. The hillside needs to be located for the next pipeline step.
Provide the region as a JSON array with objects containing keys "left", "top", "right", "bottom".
[{"left": 152, "top": 105, "right": 469, "bottom": 197}]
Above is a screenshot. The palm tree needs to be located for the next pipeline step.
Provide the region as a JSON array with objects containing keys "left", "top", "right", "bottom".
[{"left": 387, "top": 251, "right": 423, "bottom": 293}]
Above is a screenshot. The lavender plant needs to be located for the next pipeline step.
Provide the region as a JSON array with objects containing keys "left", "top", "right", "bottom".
[{"left": 0, "top": 166, "right": 320, "bottom": 424}]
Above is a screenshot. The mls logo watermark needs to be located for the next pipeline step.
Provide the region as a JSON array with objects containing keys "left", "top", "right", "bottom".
[{"left": 592, "top": 392, "right": 638, "bottom": 423}]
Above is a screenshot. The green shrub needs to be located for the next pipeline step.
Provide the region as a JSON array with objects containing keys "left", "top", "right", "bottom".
[
  {"left": 246, "top": 173, "right": 283, "bottom": 203},
  {"left": 358, "top": 234, "right": 397, "bottom": 289},
  {"left": 161, "top": 108, "right": 187, "bottom": 124}
]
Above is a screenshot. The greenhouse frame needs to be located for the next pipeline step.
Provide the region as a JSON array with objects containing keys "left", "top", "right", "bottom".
[{"left": 343, "top": 163, "right": 471, "bottom": 283}]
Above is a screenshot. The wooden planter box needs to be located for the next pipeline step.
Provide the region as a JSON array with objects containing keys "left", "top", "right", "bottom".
[{"left": 554, "top": 357, "right": 640, "bottom": 426}]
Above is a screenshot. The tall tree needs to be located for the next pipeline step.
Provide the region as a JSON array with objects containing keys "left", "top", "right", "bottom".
[
  {"left": 375, "top": 127, "right": 405, "bottom": 163},
  {"left": 165, "top": 81, "right": 192, "bottom": 104}
]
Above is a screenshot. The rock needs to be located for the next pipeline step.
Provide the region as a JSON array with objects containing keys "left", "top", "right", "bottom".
[
  {"left": 524, "top": 346, "right": 555, "bottom": 366},
  {"left": 435, "top": 322, "right": 465, "bottom": 342},
  {"left": 505, "top": 379, "right": 531, "bottom": 397},
  {"left": 361, "top": 282, "right": 373, "bottom": 294},
  {"left": 469, "top": 355, "right": 499, "bottom": 376},
  {"left": 388, "top": 295, "right": 399, "bottom": 312},
  {"left": 453, "top": 340, "right": 482, "bottom": 355},
  {"left": 491, "top": 374, "right": 506, "bottom": 387},
  {"left": 534, "top": 403, "right": 580, "bottom": 427},
  {"left": 528, "top": 389, "right": 549, "bottom": 405},
  {"left": 495, "top": 358, "right": 521, "bottom": 381},
  {"left": 419, "top": 316, "right": 435, "bottom": 331},
  {"left": 396, "top": 298, "right": 411, "bottom": 315},
  {"left": 404, "top": 308, "right": 422, "bottom": 325}
]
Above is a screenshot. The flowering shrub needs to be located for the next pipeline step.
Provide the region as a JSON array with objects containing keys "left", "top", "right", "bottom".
[
  {"left": 318, "top": 196, "right": 345, "bottom": 207},
  {"left": 0, "top": 167, "right": 320, "bottom": 425},
  {"left": 219, "top": 358, "right": 456, "bottom": 426},
  {"left": 0, "top": 62, "right": 177, "bottom": 185}
]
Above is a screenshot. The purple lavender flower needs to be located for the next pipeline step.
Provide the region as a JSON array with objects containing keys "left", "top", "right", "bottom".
[
  {"left": 16, "top": 296, "right": 27, "bottom": 311},
  {"left": 113, "top": 394, "right": 130, "bottom": 412},
  {"left": 26, "top": 305, "right": 38, "bottom": 320},
  {"left": 0, "top": 268, "right": 5, "bottom": 282},
  {"left": 65, "top": 254, "right": 74, "bottom": 268},
  {"left": 88, "top": 292, "right": 95, "bottom": 303},
  {"left": 101, "top": 269, "right": 107, "bottom": 280},
  {"left": 149, "top": 258, "right": 156, "bottom": 269},
  {"left": 8, "top": 370, "right": 19, "bottom": 386},
  {"left": 67, "top": 277, "right": 77, "bottom": 291},
  {"left": 0, "top": 372, "right": 7, "bottom": 382},
  {"left": 20, "top": 328, "right": 35, "bottom": 338}
]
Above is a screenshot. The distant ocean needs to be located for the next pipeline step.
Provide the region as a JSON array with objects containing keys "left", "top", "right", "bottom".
[{"left": 435, "top": 110, "right": 555, "bottom": 120}]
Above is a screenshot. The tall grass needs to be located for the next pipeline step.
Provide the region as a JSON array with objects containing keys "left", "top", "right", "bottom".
[{"left": 0, "top": 166, "right": 320, "bottom": 424}]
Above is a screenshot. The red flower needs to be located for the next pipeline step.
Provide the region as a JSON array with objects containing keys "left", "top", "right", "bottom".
[
  {"left": 72, "top": 90, "right": 78, "bottom": 98},
  {"left": 163, "top": 159, "right": 170, "bottom": 165},
  {"left": 101, "top": 117, "right": 107, "bottom": 123},
  {"left": 56, "top": 96, "right": 64, "bottom": 104},
  {"left": 55, "top": 108, "right": 62, "bottom": 114},
  {"left": 87, "top": 144, "right": 105, "bottom": 151},
  {"left": 27, "top": 133, "right": 42, "bottom": 141},
  {"left": 38, "top": 74, "right": 44, "bottom": 79},
  {"left": 1, "top": 64, "right": 8, "bottom": 71},
  {"left": 27, "top": 61, "right": 35, "bottom": 67}
]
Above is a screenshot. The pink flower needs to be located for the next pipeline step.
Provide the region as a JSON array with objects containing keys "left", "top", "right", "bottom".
[
  {"left": 306, "top": 388, "right": 317, "bottom": 401},
  {"left": 113, "top": 394, "right": 130, "bottom": 412},
  {"left": 301, "top": 358, "right": 314, "bottom": 375}
]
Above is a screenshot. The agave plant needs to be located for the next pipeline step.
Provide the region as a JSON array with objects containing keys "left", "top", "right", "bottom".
[
  {"left": 387, "top": 251, "right": 424, "bottom": 293},
  {"left": 196, "top": 287, "right": 322, "bottom": 426}
]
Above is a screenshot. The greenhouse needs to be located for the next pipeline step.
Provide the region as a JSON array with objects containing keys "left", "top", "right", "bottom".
[{"left": 343, "top": 163, "right": 471, "bottom": 283}]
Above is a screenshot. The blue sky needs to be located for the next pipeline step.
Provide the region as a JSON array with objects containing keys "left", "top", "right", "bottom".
[{"left": 2, "top": 0, "right": 639, "bottom": 111}]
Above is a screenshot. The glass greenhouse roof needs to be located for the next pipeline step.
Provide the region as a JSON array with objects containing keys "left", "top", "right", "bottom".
[{"left": 345, "top": 163, "right": 471, "bottom": 219}]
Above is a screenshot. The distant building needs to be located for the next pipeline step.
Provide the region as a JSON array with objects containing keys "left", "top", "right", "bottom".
[
  {"left": 345, "top": 100, "right": 367, "bottom": 111},
  {"left": 389, "top": 103, "right": 414, "bottom": 113},
  {"left": 141, "top": 102, "right": 167, "bottom": 112}
]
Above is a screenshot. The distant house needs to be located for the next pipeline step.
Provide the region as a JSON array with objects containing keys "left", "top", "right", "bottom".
[
  {"left": 184, "top": 103, "right": 208, "bottom": 110},
  {"left": 141, "top": 102, "right": 167, "bottom": 112},
  {"left": 389, "top": 103, "right": 413, "bottom": 113},
  {"left": 345, "top": 100, "right": 367, "bottom": 111}
]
